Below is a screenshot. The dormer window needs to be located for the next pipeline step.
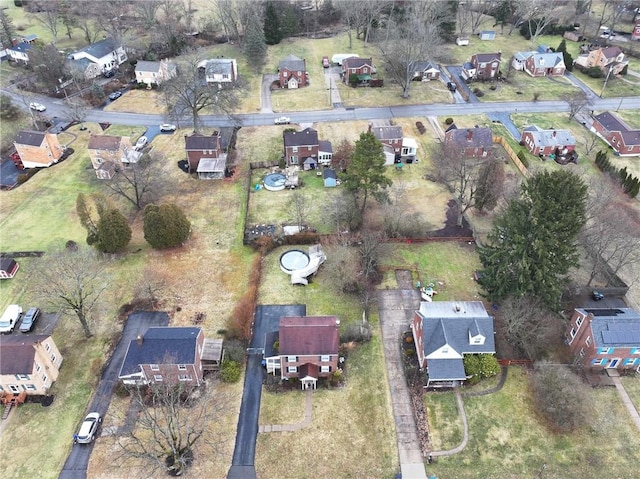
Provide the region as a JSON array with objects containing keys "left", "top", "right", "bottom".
[{"left": 468, "top": 331, "right": 486, "bottom": 345}]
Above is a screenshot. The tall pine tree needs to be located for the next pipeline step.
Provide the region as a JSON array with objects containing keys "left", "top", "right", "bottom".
[
  {"left": 263, "top": 1, "right": 282, "bottom": 45},
  {"left": 244, "top": 8, "right": 267, "bottom": 72}
]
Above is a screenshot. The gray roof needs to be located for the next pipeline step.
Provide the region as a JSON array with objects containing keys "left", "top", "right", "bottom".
[
  {"left": 135, "top": 60, "right": 161, "bottom": 73},
  {"left": 74, "top": 37, "right": 120, "bottom": 59},
  {"left": 323, "top": 168, "right": 337, "bottom": 179},
  {"left": 371, "top": 125, "right": 403, "bottom": 141},
  {"left": 185, "top": 133, "right": 221, "bottom": 151},
  {"left": 529, "top": 52, "right": 564, "bottom": 69},
  {"left": 473, "top": 52, "right": 501, "bottom": 64},
  {"left": 409, "top": 61, "right": 438, "bottom": 72},
  {"left": 119, "top": 326, "right": 201, "bottom": 377},
  {"left": 279, "top": 54, "right": 305, "bottom": 72},
  {"left": 426, "top": 359, "right": 467, "bottom": 381},
  {"left": 14, "top": 130, "right": 46, "bottom": 147},
  {"left": 445, "top": 127, "right": 493, "bottom": 149},
  {"left": 10, "top": 43, "right": 32, "bottom": 53},
  {"left": 318, "top": 140, "right": 333, "bottom": 153},
  {"left": 284, "top": 128, "right": 318, "bottom": 148},
  {"left": 576, "top": 308, "right": 640, "bottom": 348},
  {"left": 204, "top": 59, "right": 234, "bottom": 76},
  {"left": 197, "top": 157, "right": 226, "bottom": 173},
  {"left": 522, "top": 125, "right": 575, "bottom": 148}
]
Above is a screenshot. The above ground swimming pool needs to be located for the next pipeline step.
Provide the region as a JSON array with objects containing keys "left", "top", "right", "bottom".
[
  {"left": 279, "top": 249, "right": 310, "bottom": 274},
  {"left": 263, "top": 173, "right": 287, "bottom": 191}
]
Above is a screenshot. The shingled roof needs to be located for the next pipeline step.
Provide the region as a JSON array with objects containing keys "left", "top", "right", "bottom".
[
  {"left": 575, "top": 308, "right": 640, "bottom": 348},
  {"left": 185, "top": 132, "right": 221, "bottom": 151},
  {"left": 88, "top": 135, "right": 123, "bottom": 151},
  {"left": 0, "top": 335, "right": 51, "bottom": 374},
  {"left": 279, "top": 54, "right": 305, "bottom": 72},
  {"left": 284, "top": 128, "right": 318, "bottom": 148},
  {"left": 14, "top": 130, "right": 46, "bottom": 147},
  {"left": 278, "top": 316, "right": 339, "bottom": 356},
  {"left": 73, "top": 37, "right": 120, "bottom": 59},
  {"left": 371, "top": 125, "right": 403, "bottom": 141}
]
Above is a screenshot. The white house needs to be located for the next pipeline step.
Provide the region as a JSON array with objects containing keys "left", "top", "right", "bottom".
[
  {"left": 135, "top": 59, "right": 177, "bottom": 86},
  {"left": 198, "top": 58, "right": 238, "bottom": 85},
  {"left": 68, "top": 38, "right": 127, "bottom": 79},
  {"left": 6, "top": 42, "right": 32, "bottom": 64}
]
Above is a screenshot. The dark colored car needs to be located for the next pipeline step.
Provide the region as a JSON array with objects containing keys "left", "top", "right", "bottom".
[
  {"left": 19, "top": 307, "right": 41, "bottom": 333},
  {"left": 103, "top": 70, "right": 115, "bottom": 78},
  {"left": 592, "top": 290, "right": 605, "bottom": 301},
  {"left": 447, "top": 82, "right": 457, "bottom": 92}
]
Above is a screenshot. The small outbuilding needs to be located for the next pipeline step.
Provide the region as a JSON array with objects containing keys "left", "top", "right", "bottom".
[
  {"left": 0, "top": 258, "right": 19, "bottom": 279},
  {"left": 479, "top": 31, "right": 496, "bottom": 41},
  {"left": 323, "top": 168, "right": 337, "bottom": 187}
]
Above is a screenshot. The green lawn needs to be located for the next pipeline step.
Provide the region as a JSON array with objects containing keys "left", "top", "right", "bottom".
[
  {"left": 620, "top": 376, "right": 640, "bottom": 411},
  {"left": 425, "top": 391, "right": 464, "bottom": 451}
]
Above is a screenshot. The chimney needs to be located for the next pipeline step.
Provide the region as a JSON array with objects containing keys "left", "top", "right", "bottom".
[
  {"left": 455, "top": 304, "right": 461, "bottom": 312},
  {"left": 552, "top": 130, "right": 557, "bottom": 137},
  {"left": 466, "top": 129, "right": 473, "bottom": 142},
  {"left": 137, "top": 334, "right": 143, "bottom": 346}
]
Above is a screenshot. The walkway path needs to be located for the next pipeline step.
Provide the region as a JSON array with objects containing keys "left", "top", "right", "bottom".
[
  {"left": 377, "top": 288, "right": 428, "bottom": 479},
  {"left": 486, "top": 111, "right": 520, "bottom": 140},
  {"left": 609, "top": 373, "right": 640, "bottom": 432},
  {"left": 259, "top": 390, "right": 313, "bottom": 433},
  {"left": 430, "top": 391, "right": 469, "bottom": 457}
]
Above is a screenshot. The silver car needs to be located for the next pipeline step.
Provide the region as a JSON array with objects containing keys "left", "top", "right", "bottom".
[{"left": 75, "top": 412, "right": 102, "bottom": 444}]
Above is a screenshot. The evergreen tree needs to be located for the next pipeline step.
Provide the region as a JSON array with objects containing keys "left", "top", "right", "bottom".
[
  {"left": 96, "top": 209, "right": 132, "bottom": 253},
  {"left": 143, "top": 203, "right": 191, "bottom": 249},
  {"left": 244, "top": 9, "right": 267, "bottom": 72},
  {"left": 0, "top": 9, "right": 16, "bottom": 49},
  {"left": 478, "top": 170, "right": 587, "bottom": 308},
  {"left": 263, "top": 1, "right": 282, "bottom": 45},
  {"left": 342, "top": 131, "right": 392, "bottom": 217},
  {"left": 0, "top": 94, "right": 21, "bottom": 121},
  {"left": 556, "top": 39, "right": 567, "bottom": 52}
]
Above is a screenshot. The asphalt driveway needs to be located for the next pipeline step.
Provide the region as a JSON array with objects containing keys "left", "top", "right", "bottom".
[
  {"left": 227, "top": 304, "right": 306, "bottom": 479},
  {"left": 58, "top": 311, "right": 169, "bottom": 479}
]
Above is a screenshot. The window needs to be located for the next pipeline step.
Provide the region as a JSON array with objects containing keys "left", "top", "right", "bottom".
[
  {"left": 9, "top": 385, "right": 19, "bottom": 393},
  {"left": 597, "top": 347, "right": 614, "bottom": 354},
  {"left": 51, "top": 354, "right": 56, "bottom": 363},
  {"left": 623, "top": 358, "right": 638, "bottom": 366},
  {"left": 287, "top": 355, "right": 297, "bottom": 363},
  {"left": 15, "top": 374, "right": 29, "bottom": 381},
  {"left": 631, "top": 348, "right": 640, "bottom": 355},
  {"left": 575, "top": 315, "right": 583, "bottom": 327},
  {"left": 287, "top": 366, "right": 297, "bottom": 373},
  {"left": 283, "top": 71, "right": 288, "bottom": 77},
  {"left": 586, "top": 336, "right": 591, "bottom": 347},
  {"left": 0, "top": 386, "right": 3, "bottom": 391},
  {"left": 42, "top": 374, "right": 48, "bottom": 384},
  {"left": 479, "top": 62, "right": 486, "bottom": 68},
  {"left": 320, "top": 355, "right": 330, "bottom": 362},
  {"left": 578, "top": 348, "right": 585, "bottom": 359},
  {"left": 290, "top": 156, "right": 298, "bottom": 164},
  {"left": 45, "top": 343, "right": 51, "bottom": 352},
  {"left": 154, "top": 375, "right": 163, "bottom": 382},
  {"left": 591, "top": 358, "right": 607, "bottom": 366},
  {"left": 321, "top": 366, "right": 331, "bottom": 373},
  {"left": 178, "top": 375, "right": 192, "bottom": 381},
  {"left": 569, "top": 328, "right": 576, "bottom": 339},
  {"left": 178, "top": 365, "right": 187, "bottom": 371},
  {"left": 150, "top": 364, "right": 160, "bottom": 371},
  {"left": 25, "top": 384, "right": 36, "bottom": 391},
  {"left": 292, "top": 147, "right": 298, "bottom": 152}
]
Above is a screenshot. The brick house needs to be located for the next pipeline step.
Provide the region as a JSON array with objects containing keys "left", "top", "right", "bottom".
[
  {"left": 264, "top": 316, "right": 340, "bottom": 390},
  {"left": 278, "top": 54, "right": 308, "bottom": 89},
  {"left": 461, "top": 52, "right": 501, "bottom": 81},
  {"left": 13, "top": 130, "right": 64, "bottom": 168},
  {"left": 565, "top": 307, "right": 640, "bottom": 372},
  {"left": 135, "top": 59, "right": 177, "bottom": 87},
  {"left": 68, "top": 37, "right": 127, "bottom": 79},
  {"left": 0, "top": 335, "right": 63, "bottom": 395},
  {"left": 283, "top": 128, "right": 319, "bottom": 166},
  {"left": 184, "top": 132, "right": 226, "bottom": 174},
  {"left": 521, "top": 125, "right": 576, "bottom": 157},
  {"left": 574, "top": 46, "right": 629, "bottom": 75},
  {"left": 119, "top": 326, "right": 205, "bottom": 387},
  {"left": 342, "top": 57, "right": 374, "bottom": 85},
  {"left": 411, "top": 301, "right": 495, "bottom": 387},
  {"left": 522, "top": 51, "right": 565, "bottom": 77},
  {"left": 444, "top": 125, "right": 494, "bottom": 158},
  {"left": 87, "top": 135, "right": 134, "bottom": 179},
  {"left": 591, "top": 112, "right": 640, "bottom": 156}
]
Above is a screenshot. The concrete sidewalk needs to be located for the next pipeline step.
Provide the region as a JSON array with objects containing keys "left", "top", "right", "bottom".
[{"left": 609, "top": 372, "right": 640, "bottom": 432}]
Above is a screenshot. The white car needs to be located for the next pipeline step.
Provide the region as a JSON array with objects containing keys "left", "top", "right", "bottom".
[
  {"left": 135, "top": 136, "right": 148, "bottom": 151},
  {"left": 75, "top": 412, "right": 102, "bottom": 444},
  {"left": 29, "top": 102, "right": 46, "bottom": 112},
  {"left": 160, "top": 124, "right": 177, "bottom": 132},
  {"left": 274, "top": 116, "right": 291, "bottom": 125},
  {"left": 0, "top": 304, "right": 22, "bottom": 334}
]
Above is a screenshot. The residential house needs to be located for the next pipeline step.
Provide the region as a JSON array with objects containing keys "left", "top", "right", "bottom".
[
  {"left": 591, "top": 112, "right": 640, "bottom": 156},
  {"left": 198, "top": 58, "right": 238, "bottom": 85},
  {"left": 479, "top": 30, "right": 496, "bottom": 41},
  {"left": 87, "top": 134, "right": 134, "bottom": 180},
  {"left": 6, "top": 42, "right": 32, "bottom": 64},
  {"left": 13, "top": 130, "right": 64, "bottom": 168},
  {"left": 521, "top": 125, "right": 576, "bottom": 157},
  {"left": 342, "top": 57, "right": 374, "bottom": 85},
  {"left": 574, "top": 46, "right": 629, "bottom": 75},
  {"left": 119, "top": 326, "right": 205, "bottom": 386},
  {"left": 318, "top": 140, "right": 333, "bottom": 166},
  {"left": 512, "top": 50, "right": 566, "bottom": 77},
  {"left": 461, "top": 52, "right": 501, "bottom": 81},
  {"left": 68, "top": 37, "right": 127, "bottom": 79},
  {"left": 264, "top": 316, "right": 340, "bottom": 389},
  {"left": 410, "top": 301, "right": 496, "bottom": 387},
  {"left": 19, "top": 34, "right": 38, "bottom": 44},
  {"left": 444, "top": 125, "right": 494, "bottom": 158},
  {"left": 368, "top": 124, "right": 419, "bottom": 163},
  {"left": 410, "top": 61, "right": 440, "bottom": 81},
  {"left": 633, "top": 21, "right": 640, "bottom": 41},
  {"left": 278, "top": 54, "right": 308, "bottom": 89},
  {"left": 323, "top": 168, "right": 337, "bottom": 187},
  {"left": 565, "top": 307, "right": 640, "bottom": 372},
  {"left": 283, "top": 128, "right": 319, "bottom": 166},
  {"left": 0, "top": 335, "right": 63, "bottom": 395},
  {"left": 135, "top": 59, "right": 177, "bottom": 87},
  {"left": 0, "top": 258, "right": 19, "bottom": 279},
  {"left": 184, "top": 132, "right": 227, "bottom": 174}
]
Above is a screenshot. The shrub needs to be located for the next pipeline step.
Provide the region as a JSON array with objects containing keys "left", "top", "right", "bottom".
[
  {"left": 464, "top": 354, "right": 499, "bottom": 385},
  {"left": 517, "top": 149, "right": 529, "bottom": 167},
  {"left": 445, "top": 118, "right": 454, "bottom": 125},
  {"left": 532, "top": 92, "right": 540, "bottom": 101},
  {"left": 585, "top": 66, "right": 604, "bottom": 78},
  {"left": 416, "top": 121, "right": 426, "bottom": 134},
  {"left": 224, "top": 339, "right": 247, "bottom": 362},
  {"left": 339, "top": 321, "right": 372, "bottom": 343},
  {"left": 143, "top": 203, "right": 191, "bottom": 249},
  {"left": 330, "top": 369, "right": 343, "bottom": 386},
  {"left": 226, "top": 254, "right": 262, "bottom": 340},
  {"left": 220, "top": 359, "right": 242, "bottom": 383}
]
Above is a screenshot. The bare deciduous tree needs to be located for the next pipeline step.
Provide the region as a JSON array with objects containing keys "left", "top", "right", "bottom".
[
  {"left": 104, "top": 151, "right": 161, "bottom": 210},
  {"left": 516, "top": 0, "right": 562, "bottom": 46},
  {"left": 457, "top": 0, "right": 490, "bottom": 35},
  {"left": 215, "top": 0, "right": 242, "bottom": 42},
  {"left": 564, "top": 90, "right": 593, "bottom": 121},
  {"left": 288, "top": 191, "right": 310, "bottom": 230},
  {"left": 30, "top": 0, "right": 61, "bottom": 42},
  {"left": 381, "top": 182, "right": 431, "bottom": 238}
]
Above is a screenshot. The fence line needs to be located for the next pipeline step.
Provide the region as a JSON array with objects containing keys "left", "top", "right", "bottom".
[{"left": 493, "top": 135, "right": 530, "bottom": 178}]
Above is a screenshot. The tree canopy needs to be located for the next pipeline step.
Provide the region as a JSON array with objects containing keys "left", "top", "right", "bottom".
[
  {"left": 478, "top": 170, "right": 587, "bottom": 308},
  {"left": 76, "top": 193, "right": 131, "bottom": 253},
  {"left": 143, "top": 203, "right": 191, "bottom": 249}
]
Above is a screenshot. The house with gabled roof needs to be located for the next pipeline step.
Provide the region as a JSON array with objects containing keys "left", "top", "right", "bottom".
[
  {"left": 283, "top": 127, "right": 325, "bottom": 167},
  {"left": 87, "top": 134, "right": 134, "bottom": 180},
  {"left": 6, "top": 41, "right": 32, "bottom": 64},
  {"left": 411, "top": 301, "right": 496, "bottom": 387},
  {"left": 521, "top": 125, "right": 576, "bottom": 157},
  {"left": 0, "top": 334, "right": 63, "bottom": 396},
  {"left": 0, "top": 258, "right": 19, "bottom": 279},
  {"left": 512, "top": 50, "right": 565, "bottom": 77},
  {"left": 342, "top": 57, "right": 375, "bottom": 85},
  {"left": 410, "top": 60, "right": 440, "bottom": 81},
  {"left": 13, "top": 130, "right": 64, "bottom": 168},
  {"left": 119, "top": 326, "right": 205, "bottom": 386},
  {"left": 444, "top": 125, "right": 494, "bottom": 159},
  {"left": 135, "top": 59, "right": 176, "bottom": 87},
  {"left": 68, "top": 37, "right": 127, "bottom": 79},
  {"left": 264, "top": 316, "right": 340, "bottom": 389},
  {"left": 369, "top": 124, "right": 418, "bottom": 163},
  {"left": 198, "top": 58, "right": 238, "bottom": 85},
  {"left": 574, "top": 46, "right": 629, "bottom": 75},
  {"left": 462, "top": 52, "right": 501, "bottom": 81},
  {"left": 184, "top": 131, "right": 227, "bottom": 175},
  {"left": 591, "top": 112, "right": 640, "bottom": 156},
  {"left": 565, "top": 307, "right": 640, "bottom": 372},
  {"left": 278, "top": 54, "right": 308, "bottom": 89}
]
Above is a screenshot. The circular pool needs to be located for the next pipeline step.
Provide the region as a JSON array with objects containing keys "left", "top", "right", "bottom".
[
  {"left": 263, "top": 173, "right": 287, "bottom": 191},
  {"left": 280, "top": 250, "right": 310, "bottom": 274}
]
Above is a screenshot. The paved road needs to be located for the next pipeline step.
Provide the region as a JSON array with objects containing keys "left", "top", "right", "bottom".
[{"left": 58, "top": 311, "right": 169, "bottom": 479}]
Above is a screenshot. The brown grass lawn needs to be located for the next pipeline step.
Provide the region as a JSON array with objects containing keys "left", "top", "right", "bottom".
[{"left": 104, "top": 89, "right": 167, "bottom": 115}]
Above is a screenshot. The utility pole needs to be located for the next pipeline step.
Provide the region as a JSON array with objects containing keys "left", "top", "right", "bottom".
[{"left": 600, "top": 65, "right": 613, "bottom": 98}]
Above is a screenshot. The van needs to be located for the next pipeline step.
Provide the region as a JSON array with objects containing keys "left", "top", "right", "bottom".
[{"left": 0, "top": 305, "right": 22, "bottom": 334}]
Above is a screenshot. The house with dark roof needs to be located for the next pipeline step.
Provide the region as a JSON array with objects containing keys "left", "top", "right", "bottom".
[
  {"left": 263, "top": 316, "right": 340, "bottom": 389},
  {"left": 410, "top": 60, "right": 440, "bottom": 81},
  {"left": 87, "top": 134, "right": 134, "bottom": 179},
  {"left": 198, "top": 58, "right": 238, "bottom": 85},
  {"left": 6, "top": 42, "right": 32, "bottom": 64},
  {"left": 521, "top": 125, "right": 576, "bottom": 157},
  {"left": 461, "top": 52, "right": 501, "bottom": 81},
  {"left": 566, "top": 307, "right": 640, "bottom": 372},
  {"left": 119, "top": 326, "right": 205, "bottom": 386},
  {"left": 368, "top": 124, "right": 419, "bottom": 163},
  {"left": 591, "top": 112, "right": 640, "bottom": 156},
  {"left": 342, "top": 57, "right": 375, "bottom": 85},
  {"left": 278, "top": 54, "right": 308, "bottom": 89},
  {"left": 184, "top": 131, "right": 227, "bottom": 175},
  {"left": 318, "top": 140, "right": 333, "bottom": 166},
  {"left": 574, "top": 46, "right": 629, "bottom": 75},
  {"left": 411, "top": 301, "right": 496, "bottom": 387},
  {"left": 68, "top": 38, "right": 127, "bottom": 79},
  {"left": 13, "top": 130, "right": 64, "bottom": 168},
  {"left": 283, "top": 128, "right": 321, "bottom": 167},
  {"left": 0, "top": 258, "right": 19, "bottom": 279},
  {"left": 444, "top": 125, "right": 494, "bottom": 158},
  {"left": 135, "top": 59, "right": 176, "bottom": 86},
  {"left": 0, "top": 335, "right": 63, "bottom": 395}
]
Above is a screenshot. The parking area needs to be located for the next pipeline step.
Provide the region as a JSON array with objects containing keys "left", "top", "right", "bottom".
[{"left": 0, "top": 308, "right": 61, "bottom": 337}]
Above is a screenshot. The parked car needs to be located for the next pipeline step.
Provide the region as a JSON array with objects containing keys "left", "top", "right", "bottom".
[
  {"left": 160, "top": 123, "right": 177, "bottom": 132},
  {"left": 29, "top": 102, "right": 46, "bottom": 112},
  {"left": 135, "top": 136, "right": 148, "bottom": 150},
  {"left": 274, "top": 116, "right": 291, "bottom": 125},
  {"left": 108, "top": 90, "right": 122, "bottom": 101},
  {"left": 0, "top": 304, "right": 22, "bottom": 334},
  {"left": 19, "top": 307, "right": 41, "bottom": 333},
  {"left": 322, "top": 56, "right": 330, "bottom": 68},
  {"left": 75, "top": 412, "right": 102, "bottom": 444},
  {"left": 103, "top": 69, "right": 115, "bottom": 78},
  {"left": 447, "top": 82, "right": 457, "bottom": 92}
]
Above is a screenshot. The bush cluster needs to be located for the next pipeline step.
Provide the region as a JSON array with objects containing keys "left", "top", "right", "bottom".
[
  {"left": 416, "top": 121, "right": 426, "bottom": 134},
  {"left": 463, "top": 354, "right": 500, "bottom": 385},
  {"left": 226, "top": 254, "right": 262, "bottom": 341},
  {"left": 220, "top": 359, "right": 242, "bottom": 383},
  {"left": 595, "top": 150, "right": 640, "bottom": 198}
]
